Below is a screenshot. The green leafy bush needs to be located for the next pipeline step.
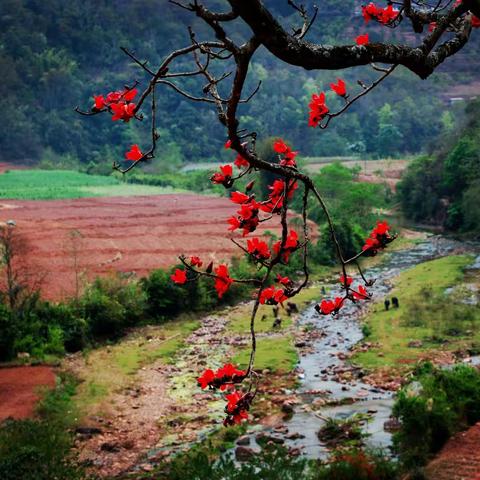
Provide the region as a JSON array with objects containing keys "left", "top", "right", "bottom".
[{"left": 393, "top": 363, "right": 480, "bottom": 468}]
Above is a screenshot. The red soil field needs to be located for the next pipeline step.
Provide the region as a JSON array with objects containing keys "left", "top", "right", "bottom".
[
  {"left": 425, "top": 421, "right": 480, "bottom": 480},
  {"left": 0, "top": 194, "right": 298, "bottom": 301},
  {"left": 0, "top": 366, "right": 56, "bottom": 421},
  {"left": 0, "top": 162, "right": 26, "bottom": 174}
]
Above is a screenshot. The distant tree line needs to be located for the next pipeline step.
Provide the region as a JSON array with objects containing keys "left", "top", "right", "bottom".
[{"left": 1, "top": 0, "right": 478, "bottom": 169}]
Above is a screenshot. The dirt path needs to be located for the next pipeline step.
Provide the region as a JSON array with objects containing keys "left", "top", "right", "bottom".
[
  {"left": 0, "top": 366, "right": 56, "bottom": 421},
  {"left": 424, "top": 422, "right": 480, "bottom": 480},
  {"left": 70, "top": 315, "right": 238, "bottom": 476}
]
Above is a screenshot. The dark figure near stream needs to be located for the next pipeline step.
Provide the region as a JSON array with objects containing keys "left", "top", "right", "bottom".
[
  {"left": 384, "top": 299, "right": 390, "bottom": 311},
  {"left": 392, "top": 297, "right": 399, "bottom": 308},
  {"left": 272, "top": 318, "right": 282, "bottom": 329}
]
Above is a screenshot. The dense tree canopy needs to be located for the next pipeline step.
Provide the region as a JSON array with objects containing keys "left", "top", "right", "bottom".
[
  {"left": 399, "top": 97, "right": 480, "bottom": 234},
  {"left": 1, "top": 0, "right": 479, "bottom": 167}
]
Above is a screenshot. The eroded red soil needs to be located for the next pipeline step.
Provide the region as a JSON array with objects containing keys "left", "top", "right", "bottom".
[
  {"left": 425, "top": 422, "right": 480, "bottom": 480},
  {"left": 0, "top": 194, "right": 293, "bottom": 300},
  {"left": 0, "top": 366, "right": 56, "bottom": 421}
]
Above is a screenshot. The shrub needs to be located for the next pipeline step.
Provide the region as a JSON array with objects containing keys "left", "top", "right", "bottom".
[
  {"left": 0, "top": 304, "right": 14, "bottom": 360},
  {"left": 0, "top": 374, "right": 85, "bottom": 480},
  {"left": 393, "top": 364, "right": 480, "bottom": 468},
  {"left": 82, "top": 275, "right": 147, "bottom": 337}
]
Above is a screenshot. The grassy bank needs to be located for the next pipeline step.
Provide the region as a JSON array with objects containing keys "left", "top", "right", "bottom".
[
  {"left": 353, "top": 254, "right": 478, "bottom": 370},
  {"left": 70, "top": 318, "right": 199, "bottom": 416}
]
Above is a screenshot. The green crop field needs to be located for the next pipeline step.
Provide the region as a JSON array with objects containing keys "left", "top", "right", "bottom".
[{"left": 0, "top": 170, "right": 186, "bottom": 200}]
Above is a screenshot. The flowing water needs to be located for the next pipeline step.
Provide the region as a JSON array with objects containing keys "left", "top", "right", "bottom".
[{"left": 235, "top": 236, "right": 479, "bottom": 458}]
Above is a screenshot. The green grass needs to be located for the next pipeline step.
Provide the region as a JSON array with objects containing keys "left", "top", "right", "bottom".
[
  {"left": 353, "top": 254, "right": 477, "bottom": 370},
  {"left": 0, "top": 169, "right": 184, "bottom": 199},
  {"left": 226, "top": 282, "right": 323, "bottom": 335},
  {"left": 233, "top": 335, "right": 298, "bottom": 372},
  {"left": 73, "top": 319, "right": 199, "bottom": 415}
]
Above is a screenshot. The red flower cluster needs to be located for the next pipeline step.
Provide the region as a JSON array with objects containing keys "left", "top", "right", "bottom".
[
  {"left": 224, "top": 390, "right": 251, "bottom": 426},
  {"left": 197, "top": 364, "right": 250, "bottom": 426},
  {"left": 273, "top": 229, "right": 299, "bottom": 263},
  {"left": 261, "top": 179, "right": 298, "bottom": 213},
  {"left": 362, "top": 220, "right": 395, "bottom": 256},
  {"left": 353, "top": 285, "right": 370, "bottom": 300},
  {"left": 211, "top": 165, "right": 233, "bottom": 187},
  {"left": 273, "top": 139, "right": 298, "bottom": 167},
  {"left": 247, "top": 238, "right": 271, "bottom": 260},
  {"left": 125, "top": 144, "right": 143, "bottom": 162},
  {"left": 214, "top": 264, "right": 233, "bottom": 298},
  {"left": 315, "top": 297, "right": 343, "bottom": 315},
  {"left": 308, "top": 92, "right": 329, "bottom": 127},
  {"left": 362, "top": 3, "right": 399, "bottom": 24},
  {"left": 330, "top": 79, "right": 347, "bottom": 97},
  {"left": 230, "top": 191, "right": 251, "bottom": 204},
  {"left": 339, "top": 274, "right": 353, "bottom": 287},
  {"left": 234, "top": 153, "right": 250, "bottom": 169},
  {"left": 190, "top": 256, "right": 203, "bottom": 267},
  {"left": 92, "top": 87, "right": 138, "bottom": 122},
  {"left": 228, "top": 199, "right": 261, "bottom": 236},
  {"left": 276, "top": 274, "right": 293, "bottom": 288},
  {"left": 197, "top": 363, "right": 246, "bottom": 390},
  {"left": 171, "top": 268, "right": 187, "bottom": 284},
  {"left": 259, "top": 285, "right": 288, "bottom": 305}
]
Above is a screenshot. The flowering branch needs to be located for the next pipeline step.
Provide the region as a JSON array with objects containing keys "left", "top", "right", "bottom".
[{"left": 77, "top": 0, "right": 478, "bottom": 427}]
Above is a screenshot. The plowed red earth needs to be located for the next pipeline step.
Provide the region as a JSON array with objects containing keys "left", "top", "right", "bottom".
[
  {"left": 0, "top": 366, "right": 56, "bottom": 421},
  {"left": 1, "top": 194, "right": 293, "bottom": 301},
  {"left": 425, "top": 422, "right": 480, "bottom": 480},
  {"left": 0, "top": 162, "right": 26, "bottom": 174}
]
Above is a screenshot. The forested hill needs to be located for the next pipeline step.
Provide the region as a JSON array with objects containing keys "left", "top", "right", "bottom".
[
  {"left": 398, "top": 98, "right": 480, "bottom": 236},
  {"left": 1, "top": 0, "right": 479, "bottom": 168}
]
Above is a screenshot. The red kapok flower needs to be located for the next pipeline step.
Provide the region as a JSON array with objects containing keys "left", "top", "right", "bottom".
[
  {"left": 308, "top": 92, "right": 329, "bottom": 127},
  {"left": 362, "top": 2, "right": 379, "bottom": 23},
  {"left": 234, "top": 154, "right": 250, "bottom": 169},
  {"left": 259, "top": 286, "right": 288, "bottom": 305},
  {"left": 214, "top": 264, "right": 233, "bottom": 298},
  {"left": 224, "top": 139, "right": 232, "bottom": 149},
  {"left": 228, "top": 200, "right": 261, "bottom": 236},
  {"left": 273, "top": 230, "right": 299, "bottom": 263},
  {"left": 123, "top": 88, "right": 138, "bottom": 102},
  {"left": 353, "top": 285, "right": 370, "bottom": 300},
  {"left": 315, "top": 297, "right": 344, "bottom": 315},
  {"left": 171, "top": 268, "right": 187, "bottom": 284},
  {"left": 362, "top": 220, "right": 395, "bottom": 255},
  {"left": 93, "top": 95, "right": 106, "bottom": 110},
  {"left": 276, "top": 274, "right": 293, "bottom": 288},
  {"left": 428, "top": 21, "right": 437, "bottom": 32},
  {"left": 190, "top": 256, "right": 203, "bottom": 267},
  {"left": 106, "top": 91, "right": 123, "bottom": 104},
  {"left": 340, "top": 275, "right": 353, "bottom": 287},
  {"left": 247, "top": 238, "right": 271, "bottom": 260},
  {"left": 110, "top": 102, "right": 136, "bottom": 122},
  {"left": 197, "top": 369, "right": 215, "bottom": 389},
  {"left": 362, "top": 2, "right": 398, "bottom": 24},
  {"left": 125, "top": 144, "right": 143, "bottom": 162},
  {"left": 330, "top": 78, "right": 347, "bottom": 97},
  {"left": 273, "top": 140, "right": 299, "bottom": 167},
  {"left": 356, "top": 33, "right": 369, "bottom": 45},
  {"left": 472, "top": 15, "right": 480, "bottom": 28},
  {"left": 230, "top": 191, "right": 250, "bottom": 204},
  {"left": 211, "top": 164, "right": 233, "bottom": 187},
  {"left": 273, "top": 139, "right": 289, "bottom": 154}
]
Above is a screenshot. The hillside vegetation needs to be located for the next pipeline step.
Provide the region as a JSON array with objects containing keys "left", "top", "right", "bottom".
[
  {"left": 398, "top": 99, "right": 480, "bottom": 235},
  {"left": 1, "top": 0, "right": 479, "bottom": 169}
]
